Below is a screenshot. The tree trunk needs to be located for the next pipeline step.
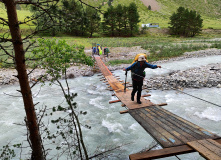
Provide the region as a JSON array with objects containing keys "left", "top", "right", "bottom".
[{"left": 3, "top": 0, "right": 44, "bottom": 159}]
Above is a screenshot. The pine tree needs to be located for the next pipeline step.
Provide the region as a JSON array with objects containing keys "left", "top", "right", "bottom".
[
  {"left": 102, "top": 6, "right": 116, "bottom": 36},
  {"left": 128, "top": 2, "right": 140, "bottom": 36},
  {"left": 85, "top": 6, "right": 101, "bottom": 37},
  {"left": 115, "top": 4, "right": 124, "bottom": 36},
  {"left": 169, "top": 7, "right": 203, "bottom": 37}
]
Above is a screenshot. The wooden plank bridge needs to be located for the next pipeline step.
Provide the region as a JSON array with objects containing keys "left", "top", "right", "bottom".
[{"left": 94, "top": 56, "right": 221, "bottom": 160}]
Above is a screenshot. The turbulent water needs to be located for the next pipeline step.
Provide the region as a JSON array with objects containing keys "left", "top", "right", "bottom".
[{"left": 0, "top": 55, "right": 221, "bottom": 160}]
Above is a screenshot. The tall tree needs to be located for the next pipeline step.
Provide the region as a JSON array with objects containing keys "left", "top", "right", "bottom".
[
  {"left": 59, "top": 0, "right": 86, "bottom": 36},
  {"left": 102, "top": 5, "right": 116, "bottom": 36},
  {"left": 169, "top": 7, "right": 203, "bottom": 37},
  {"left": 128, "top": 2, "right": 140, "bottom": 36},
  {"left": 115, "top": 4, "right": 124, "bottom": 36},
  {"left": 121, "top": 6, "right": 129, "bottom": 35},
  {"left": 85, "top": 6, "right": 101, "bottom": 37},
  {"left": 0, "top": 0, "right": 60, "bottom": 159}
]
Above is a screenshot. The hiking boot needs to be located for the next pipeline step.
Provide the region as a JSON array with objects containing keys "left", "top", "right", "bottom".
[
  {"left": 131, "top": 96, "right": 134, "bottom": 101},
  {"left": 137, "top": 101, "right": 142, "bottom": 104}
]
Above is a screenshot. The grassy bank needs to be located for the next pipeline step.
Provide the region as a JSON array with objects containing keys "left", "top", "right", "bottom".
[
  {"left": 106, "top": 37, "right": 221, "bottom": 65},
  {"left": 0, "top": 36, "right": 221, "bottom": 68}
]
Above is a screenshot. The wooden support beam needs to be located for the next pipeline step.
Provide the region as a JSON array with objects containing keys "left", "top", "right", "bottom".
[
  {"left": 129, "top": 139, "right": 221, "bottom": 160},
  {"left": 121, "top": 82, "right": 129, "bottom": 84},
  {"left": 141, "top": 94, "right": 151, "bottom": 97},
  {"left": 120, "top": 110, "right": 129, "bottom": 114},
  {"left": 109, "top": 99, "right": 121, "bottom": 104},
  {"left": 155, "top": 103, "right": 167, "bottom": 106}
]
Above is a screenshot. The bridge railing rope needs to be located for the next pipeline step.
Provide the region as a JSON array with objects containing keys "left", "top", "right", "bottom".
[{"left": 129, "top": 69, "right": 221, "bottom": 108}]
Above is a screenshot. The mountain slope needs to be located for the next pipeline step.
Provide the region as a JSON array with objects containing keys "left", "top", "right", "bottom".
[{"left": 84, "top": 0, "right": 221, "bottom": 29}]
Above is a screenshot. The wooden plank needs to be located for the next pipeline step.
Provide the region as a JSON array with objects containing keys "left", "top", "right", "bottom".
[
  {"left": 120, "top": 110, "right": 129, "bottom": 114},
  {"left": 142, "top": 108, "right": 191, "bottom": 145},
  {"left": 115, "top": 91, "right": 154, "bottom": 110},
  {"left": 129, "top": 144, "right": 194, "bottom": 160},
  {"left": 154, "top": 106, "right": 219, "bottom": 139},
  {"left": 154, "top": 106, "right": 217, "bottom": 140},
  {"left": 129, "top": 109, "right": 175, "bottom": 147},
  {"left": 109, "top": 100, "right": 121, "bottom": 104},
  {"left": 206, "top": 139, "right": 221, "bottom": 153},
  {"left": 150, "top": 107, "right": 210, "bottom": 142},
  {"left": 187, "top": 139, "right": 221, "bottom": 160},
  {"left": 135, "top": 108, "right": 183, "bottom": 146},
  {"left": 95, "top": 56, "right": 112, "bottom": 76},
  {"left": 144, "top": 107, "right": 198, "bottom": 143},
  {"left": 141, "top": 94, "right": 151, "bottom": 97},
  {"left": 200, "top": 139, "right": 221, "bottom": 157},
  {"left": 155, "top": 103, "right": 167, "bottom": 106},
  {"left": 129, "top": 139, "right": 221, "bottom": 160}
]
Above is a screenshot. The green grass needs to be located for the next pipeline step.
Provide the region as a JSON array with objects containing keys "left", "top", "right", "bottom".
[
  {"left": 106, "top": 38, "right": 221, "bottom": 65},
  {"left": 108, "top": 59, "right": 133, "bottom": 65}
]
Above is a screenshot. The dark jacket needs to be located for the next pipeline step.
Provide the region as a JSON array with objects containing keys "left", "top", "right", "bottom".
[{"left": 126, "top": 61, "right": 157, "bottom": 81}]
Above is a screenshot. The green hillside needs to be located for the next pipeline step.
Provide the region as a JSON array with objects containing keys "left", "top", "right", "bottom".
[
  {"left": 84, "top": 0, "right": 221, "bottom": 29},
  {"left": 0, "top": 0, "right": 221, "bottom": 29}
]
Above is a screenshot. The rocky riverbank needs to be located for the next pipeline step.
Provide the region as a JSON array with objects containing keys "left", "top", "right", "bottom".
[
  {"left": 143, "top": 63, "right": 221, "bottom": 90},
  {"left": 0, "top": 48, "right": 221, "bottom": 90}
]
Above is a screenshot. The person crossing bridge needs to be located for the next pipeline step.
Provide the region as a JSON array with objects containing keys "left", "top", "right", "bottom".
[{"left": 123, "top": 54, "right": 161, "bottom": 104}]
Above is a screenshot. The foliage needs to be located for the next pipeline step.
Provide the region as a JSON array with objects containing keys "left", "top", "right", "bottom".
[
  {"left": 102, "top": 5, "right": 116, "bottom": 36},
  {"left": 0, "top": 145, "right": 16, "bottom": 160},
  {"left": 128, "top": 2, "right": 140, "bottom": 36},
  {"left": 102, "top": 2, "right": 140, "bottom": 36},
  {"left": 210, "top": 41, "right": 221, "bottom": 49},
  {"left": 31, "top": 38, "right": 94, "bottom": 159},
  {"left": 30, "top": 1, "right": 59, "bottom": 36},
  {"left": 32, "top": 38, "right": 94, "bottom": 81},
  {"left": 30, "top": 0, "right": 102, "bottom": 37},
  {"left": 147, "top": 43, "right": 207, "bottom": 59},
  {"left": 59, "top": 0, "right": 87, "bottom": 36},
  {"left": 169, "top": 7, "right": 203, "bottom": 37},
  {"left": 85, "top": 6, "right": 101, "bottom": 37}
]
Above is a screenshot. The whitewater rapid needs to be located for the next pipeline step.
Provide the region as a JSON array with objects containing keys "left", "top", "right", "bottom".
[{"left": 0, "top": 55, "right": 221, "bottom": 160}]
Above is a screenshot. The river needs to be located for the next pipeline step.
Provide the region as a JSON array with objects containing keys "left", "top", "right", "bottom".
[{"left": 0, "top": 55, "right": 221, "bottom": 160}]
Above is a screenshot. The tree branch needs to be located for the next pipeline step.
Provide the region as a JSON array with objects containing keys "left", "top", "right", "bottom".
[{"left": 0, "top": 44, "right": 15, "bottom": 58}]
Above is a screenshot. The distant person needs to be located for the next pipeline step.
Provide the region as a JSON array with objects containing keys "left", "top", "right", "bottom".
[
  {"left": 92, "top": 47, "right": 96, "bottom": 55},
  {"left": 104, "top": 47, "right": 110, "bottom": 57},
  {"left": 98, "top": 45, "right": 102, "bottom": 56},
  {"left": 123, "top": 55, "right": 161, "bottom": 104}
]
